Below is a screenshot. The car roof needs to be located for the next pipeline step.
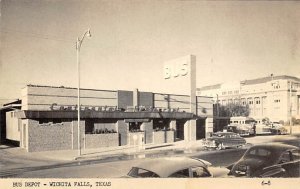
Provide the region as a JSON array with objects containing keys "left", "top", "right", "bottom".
[
  {"left": 248, "top": 143, "right": 299, "bottom": 155},
  {"left": 133, "top": 157, "right": 209, "bottom": 177}
]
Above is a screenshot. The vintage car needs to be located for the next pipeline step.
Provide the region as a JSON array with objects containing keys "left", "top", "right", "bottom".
[
  {"left": 269, "top": 122, "right": 288, "bottom": 135},
  {"left": 203, "top": 132, "right": 246, "bottom": 150},
  {"left": 224, "top": 125, "right": 254, "bottom": 136},
  {"left": 255, "top": 124, "right": 272, "bottom": 135},
  {"left": 124, "top": 157, "right": 229, "bottom": 178},
  {"left": 228, "top": 143, "right": 300, "bottom": 177}
]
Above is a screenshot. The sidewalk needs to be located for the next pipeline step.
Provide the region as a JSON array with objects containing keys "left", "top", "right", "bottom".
[
  {"left": 28, "top": 139, "right": 205, "bottom": 162},
  {"left": 1, "top": 134, "right": 299, "bottom": 165}
]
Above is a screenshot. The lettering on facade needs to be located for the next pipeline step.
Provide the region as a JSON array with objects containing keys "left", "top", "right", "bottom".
[
  {"left": 49, "top": 103, "right": 183, "bottom": 113},
  {"left": 164, "top": 62, "right": 189, "bottom": 79}
]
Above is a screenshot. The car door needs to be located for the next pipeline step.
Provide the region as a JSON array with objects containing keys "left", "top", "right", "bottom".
[{"left": 280, "top": 150, "right": 300, "bottom": 177}]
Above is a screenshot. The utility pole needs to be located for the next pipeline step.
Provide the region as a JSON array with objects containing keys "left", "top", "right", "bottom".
[{"left": 290, "top": 81, "right": 293, "bottom": 135}]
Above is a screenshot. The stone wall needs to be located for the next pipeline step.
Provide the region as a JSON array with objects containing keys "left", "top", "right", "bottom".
[
  {"left": 27, "top": 120, "right": 73, "bottom": 152},
  {"left": 85, "top": 133, "right": 118, "bottom": 148},
  {"left": 153, "top": 131, "right": 174, "bottom": 144}
]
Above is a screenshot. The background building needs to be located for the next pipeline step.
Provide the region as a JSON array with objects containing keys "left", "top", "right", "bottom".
[{"left": 197, "top": 75, "right": 300, "bottom": 123}]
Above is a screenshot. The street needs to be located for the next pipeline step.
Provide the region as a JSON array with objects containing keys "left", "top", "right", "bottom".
[
  {"left": 1, "top": 134, "right": 299, "bottom": 178},
  {"left": 11, "top": 148, "right": 247, "bottom": 178}
]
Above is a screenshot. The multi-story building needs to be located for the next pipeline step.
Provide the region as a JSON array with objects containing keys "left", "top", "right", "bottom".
[{"left": 197, "top": 75, "right": 300, "bottom": 123}]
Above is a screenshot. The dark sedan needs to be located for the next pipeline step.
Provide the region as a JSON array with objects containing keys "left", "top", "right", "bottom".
[
  {"left": 228, "top": 143, "right": 300, "bottom": 177},
  {"left": 203, "top": 132, "right": 246, "bottom": 150}
]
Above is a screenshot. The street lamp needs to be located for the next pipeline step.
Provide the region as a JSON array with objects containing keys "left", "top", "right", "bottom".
[
  {"left": 289, "top": 81, "right": 293, "bottom": 135},
  {"left": 76, "top": 29, "right": 91, "bottom": 156}
]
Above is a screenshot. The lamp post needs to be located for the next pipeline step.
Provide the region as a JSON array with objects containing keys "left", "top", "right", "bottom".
[
  {"left": 289, "top": 81, "right": 293, "bottom": 135},
  {"left": 76, "top": 29, "right": 91, "bottom": 156}
]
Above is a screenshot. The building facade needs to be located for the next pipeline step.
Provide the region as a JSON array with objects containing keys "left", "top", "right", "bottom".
[
  {"left": 0, "top": 85, "right": 213, "bottom": 152},
  {"left": 197, "top": 75, "right": 300, "bottom": 123}
]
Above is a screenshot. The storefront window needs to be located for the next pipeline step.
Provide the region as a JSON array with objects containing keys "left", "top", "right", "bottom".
[
  {"left": 153, "top": 119, "right": 171, "bottom": 131},
  {"left": 129, "top": 122, "right": 142, "bottom": 132}
]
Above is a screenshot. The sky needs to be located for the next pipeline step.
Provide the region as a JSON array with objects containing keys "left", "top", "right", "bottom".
[{"left": 0, "top": 0, "right": 300, "bottom": 106}]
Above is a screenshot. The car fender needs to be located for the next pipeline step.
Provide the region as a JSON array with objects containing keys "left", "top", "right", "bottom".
[
  {"left": 207, "top": 167, "right": 230, "bottom": 178},
  {"left": 260, "top": 167, "right": 286, "bottom": 177}
]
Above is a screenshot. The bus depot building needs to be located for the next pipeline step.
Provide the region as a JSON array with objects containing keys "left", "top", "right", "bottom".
[{"left": 1, "top": 85, "right": 213, "bottom": 153}]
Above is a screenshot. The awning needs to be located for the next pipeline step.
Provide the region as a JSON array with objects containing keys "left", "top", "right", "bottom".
[{"left": 15, "top": 110, "right": 195, "bottom": 120}]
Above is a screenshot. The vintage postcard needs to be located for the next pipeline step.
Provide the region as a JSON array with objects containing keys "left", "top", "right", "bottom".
[{"left": 0, "top": 0, "right": 299, "bottom": 189}]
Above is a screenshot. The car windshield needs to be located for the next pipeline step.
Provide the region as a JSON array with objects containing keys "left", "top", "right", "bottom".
[
  {"left": 127, "top": 167, "right": 160, "bottom": 178},
  {"left": 244, "top": 147, "right": 272, "bottom": 159},
  {"left": 212, "top": 133, "right": 225, "bottom": 137}
]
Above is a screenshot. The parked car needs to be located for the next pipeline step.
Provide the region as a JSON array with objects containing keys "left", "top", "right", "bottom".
[
  {"left": 255, "top": 124, "right": 272, "bottom": 135},
  {"left": 203, "top": 132, "right": 246, "bottom": 150},
  {"left": 228, "top": 143, "right": 300, "bottom": 177},
  {"left": 124, "top": 157, "right": 229, "bottom": 178},
  {"left": 269, "top": 122, "right": 288, "bottom": 135},
  {"left": 224, "top": 125, "right": 254, "bottom": 136}
]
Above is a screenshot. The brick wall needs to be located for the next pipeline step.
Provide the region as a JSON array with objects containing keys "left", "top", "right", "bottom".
[
  {"left": 27, "top": 120, "right": 73, "bottom": 152},
  {"left": 85, "top": 133, "right": 118, "bottom": 148}
]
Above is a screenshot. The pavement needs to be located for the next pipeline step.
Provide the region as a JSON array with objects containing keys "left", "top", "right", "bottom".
[
  {"left": 1, "top": 139, "right": 205, "bottom": 162},
  {"left": 0, "top": 133, "right": 299, "bottom": 173}
]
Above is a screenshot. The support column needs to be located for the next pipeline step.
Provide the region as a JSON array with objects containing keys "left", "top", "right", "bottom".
[
  {"left": 184, "top": 120, "right": 197, "bottom": 141},
  {"left": 170, "top": 120, "right": 176, "bottom": 130},
  {"left": 117, "top": 120, "right": 128, "bottom": 146},
  {"left": 141, "top": 121, "right": 153, "bottom": 144},
  {"left": 205, "top": 118, "right": 214, "bottom": 138},
  {"left": 186, "top": 55, "right": 197, "bottom": 141}
]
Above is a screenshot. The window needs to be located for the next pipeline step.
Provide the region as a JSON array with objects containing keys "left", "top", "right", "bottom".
[
  {"left": 228, "top": 91, "right": 232, "bottom": 95},
  {"left": 246, "top": 148, "right": 272, "bottom": 158},
  {"left": 278, "top": 151, "right": 291, "bottom": 164},
  {"left": 169, "top": 169, "right": 190, "bottom": 178},
  {"left": 254, "top": 97, "right": 260, "bottom": 105},
  {"left": 274, "top": 99, "right": 281, "bottom": 103},
  {"left": 127, "top": 167, "right": 159, "bottom": 178},
  {"left": 191, "top": 167, "right": 211, "bottom": 178},
  {"left": 234, "top": 90, "right": 239, "bottom": 94},
  {"left": 222, "top": 100, "right": 226, "bottom": 105},
  {"left": 222, "top": 91, "right": 227, "bottom": 95},
  {"left": 291, "top": 150, "right": 300, "bottom": 161}
]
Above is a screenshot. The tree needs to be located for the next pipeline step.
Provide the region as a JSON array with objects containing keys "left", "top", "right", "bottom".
[{"left": 214, "top": 103, "right": 250, "bottom": 117}]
